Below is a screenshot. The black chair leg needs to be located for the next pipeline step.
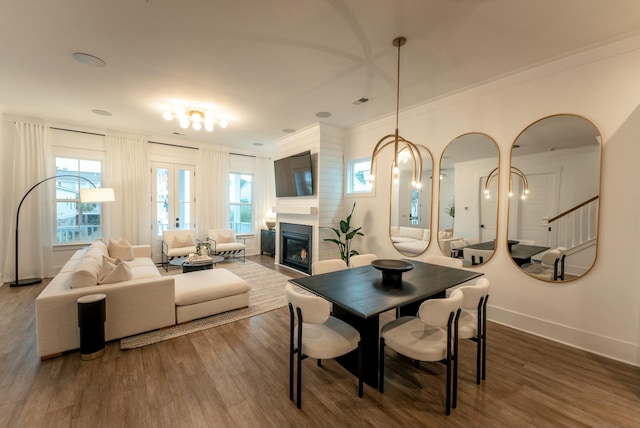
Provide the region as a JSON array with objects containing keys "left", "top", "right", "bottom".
[
  {"left": 358, "top": 341, "right": 364, "bottom": 398},
  {"left": 288, "top": 304, "right": 295, "bottom": 402},
  {"left": 454, "top": 309, "right": 461, "bottom": 409},
  {"left": 378, "top": 338, "right": 385, "bottom": 393},
  {"left": 482, "top": 295, "right": 489, "bottom": 381},
  {"left": 476, "top": 297, "right": 484, "bottom": 385}
]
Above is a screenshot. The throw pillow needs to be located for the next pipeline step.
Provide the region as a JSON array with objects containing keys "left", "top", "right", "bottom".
[
  {"left": 98, "top": 257, "right": 116, "bottom": 283},
  {"left": 97, "top": 255, "right": 123, "bottom": 282},
  {"left": 172, "top": 234, "right": 194, "bottom": 248},
  {"left": 108, "top": 238, "right": 135, "bottom": 261},
  {"left": 99, "top": 261, "right": 133, "bottom": 284}
]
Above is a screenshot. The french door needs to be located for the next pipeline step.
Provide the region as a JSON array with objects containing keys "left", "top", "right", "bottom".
[{"left": 152, "top": 162, "right": 195, "bottom": 241}]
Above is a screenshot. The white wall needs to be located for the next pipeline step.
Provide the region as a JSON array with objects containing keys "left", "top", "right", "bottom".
[{"left": 343, "top": 36, "right": 640, "bottom": 365}]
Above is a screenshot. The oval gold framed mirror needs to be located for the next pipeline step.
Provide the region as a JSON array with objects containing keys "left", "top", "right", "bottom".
[
  {"left": 390, "top": 145, "right": 434, "bottom": 256},
  {"left": 438, "top": 133, "right": 500, "bottom": 266},
  {"left": 508, "top": 114, "right": 601, "bottom": 282}
]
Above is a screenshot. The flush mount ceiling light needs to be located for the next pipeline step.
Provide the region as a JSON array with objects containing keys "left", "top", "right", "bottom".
[
  {"left": 368, "top": 37, "right": 425, "bottom": 190},
  {"left": 92, "top": 109, "right": 112, "bottom": 116},
  {"left": 162, "top": 106, "right": 228, "bottom": 132}
]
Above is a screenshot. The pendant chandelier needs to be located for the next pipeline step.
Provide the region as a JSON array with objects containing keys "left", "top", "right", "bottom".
[
  {"left": 368, "top": 37, "right": 424, "bottom": 190},
  {"left": 484, "top": 166, "right": 529, "bottom": 199}
]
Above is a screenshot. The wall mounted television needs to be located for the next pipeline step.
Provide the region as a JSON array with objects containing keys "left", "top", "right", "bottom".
[{"left": 274, "top": 150, "right": 313, "bottom": 197}]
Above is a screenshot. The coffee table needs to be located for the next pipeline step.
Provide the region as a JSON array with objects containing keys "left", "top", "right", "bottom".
[{"left": 169, "top": 256, "right": 224, "bottom": 273}]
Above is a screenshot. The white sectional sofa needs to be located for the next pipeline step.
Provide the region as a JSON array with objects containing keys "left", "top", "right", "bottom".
[{"left": 36, "top": 241, "right": 175, "bottom": 359}]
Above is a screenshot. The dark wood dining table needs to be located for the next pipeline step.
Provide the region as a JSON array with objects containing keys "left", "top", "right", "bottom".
[
  {"left": 459, "top": 241, "right": 550, "bottom": 266},
  {"left": 288, "top": 260, "right": 483, "bottom": 387}
]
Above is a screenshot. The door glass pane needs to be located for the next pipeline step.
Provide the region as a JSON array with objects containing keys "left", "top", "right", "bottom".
[
  {"left": 156, "top": 168, "right": 169, "bottom": 233},
  {"left": 178, "top": 168, "right": 192, "bottom": 229}
]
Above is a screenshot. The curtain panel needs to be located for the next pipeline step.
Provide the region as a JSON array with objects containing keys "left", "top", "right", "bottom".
[
  {"left": 196, "top": 147, "right": 229, "bottom": 233},
  {"left": 104, "top": 134, "right": 151, "bottom": 245},
  {"left": 1, "top": 121, "right": 52, "bottom": 282},
  {"left": 254, "top": 156, "right": 276, "bottom": 232}
]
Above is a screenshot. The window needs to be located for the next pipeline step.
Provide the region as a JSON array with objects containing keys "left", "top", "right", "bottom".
[
  {"left": 229, "top": 173, "right": 252, "bottom": 234},
  {"left": 346, "top": 157, "right": 372, "bottom": 194},
  {"left": 55, "top": 157, "right": 104, "bottom": 244}
]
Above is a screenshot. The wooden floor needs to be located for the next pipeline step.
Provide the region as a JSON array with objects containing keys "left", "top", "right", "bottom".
[{"left": 1, "top": 254, "right": 639, "bottom": 427}]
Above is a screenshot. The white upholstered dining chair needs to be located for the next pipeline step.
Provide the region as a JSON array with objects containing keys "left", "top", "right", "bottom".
[
  {"left": 285, "top": 284, "right": 363, "bottom": 408},
  {"left": 312, "top": 259, "right": 347, "bottom": 274},
  {"left": 349, "top": 253, "right": 378, "bottom": 268},
  {"left": 457, "top": 278, "right": 490, "bottom": 384},
  {"left": 379, "top": 289, "right": 464, "bottom": 415},
  {"left": 424, "top": 254, "right": 463, "bottom": 268}
]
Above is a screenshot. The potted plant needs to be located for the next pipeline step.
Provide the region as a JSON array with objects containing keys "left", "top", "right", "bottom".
[{"left": 323, "top": 202, "right": 364, "bottom": 265}]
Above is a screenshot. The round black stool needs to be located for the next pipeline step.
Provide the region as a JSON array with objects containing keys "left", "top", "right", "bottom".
[{"left": 77, "top": 293, "right": 106, "bottom": 360}]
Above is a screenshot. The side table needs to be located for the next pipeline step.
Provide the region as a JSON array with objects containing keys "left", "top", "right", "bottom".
[
  {"left": 77, "top": 293, "right": 107, "bottom": 360},
  {"left": 261, "top": 229, "right": 275, "bottom": 256}
]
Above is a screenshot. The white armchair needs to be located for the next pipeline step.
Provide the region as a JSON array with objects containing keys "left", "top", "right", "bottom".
[
  {"left": 162, "top": 229, "right": 197, "bottom": 271},
  {"left": 207, "top": 228, "right": 246, "bottom": 262}
]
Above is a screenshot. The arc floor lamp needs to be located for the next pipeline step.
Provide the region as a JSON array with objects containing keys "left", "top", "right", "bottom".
[{"left": 12, "top": 175, "right": 115, "bottom": 287}]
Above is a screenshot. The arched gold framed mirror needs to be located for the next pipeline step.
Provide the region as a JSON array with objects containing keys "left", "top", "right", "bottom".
[
  {"left": 438, "top": 133, "right": 500, "bottom": 266},
  {"left": 390, "top": 145, "right": 433, "bottom": 256},
  {"left": 508, "top": 114, "right": 601, "bottom": 282}
]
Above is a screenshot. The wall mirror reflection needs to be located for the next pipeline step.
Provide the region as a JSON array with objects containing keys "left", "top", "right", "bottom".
[
  {"left": 390, "top": 145, "right": 433, "bottom": 256},
  {"left": 508, "top": 114, "right": 601, "bottom": 282},
  {"left": 437, "top": 133, "right": 499, "bottom": 266}
]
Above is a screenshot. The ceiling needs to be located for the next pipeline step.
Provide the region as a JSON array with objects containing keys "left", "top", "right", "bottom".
[{"left": 2, "top": 0, "right": 640, "bottom": 154}]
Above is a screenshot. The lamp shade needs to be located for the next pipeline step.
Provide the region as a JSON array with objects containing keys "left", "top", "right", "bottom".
[{"left": 80, "top": 187, "right": 115, "bottom": 203}]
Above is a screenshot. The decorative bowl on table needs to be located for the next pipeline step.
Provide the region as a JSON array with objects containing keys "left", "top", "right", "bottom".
[{"left": 371, "top": 259, "right": 414, "bottom": 287}]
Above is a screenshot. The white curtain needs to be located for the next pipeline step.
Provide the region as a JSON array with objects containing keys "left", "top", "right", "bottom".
[
  {"left": 254, "top": 156, "right": 276, "bottom": 231},
  {"left": 196, "top": 146, "right": 229, "bottom": 234},
  {"left": 104, "top": 134, "right": 150, "bottom": 245},
  {"left": 2, "top": 120, "right": 52, "bottom": 283}
]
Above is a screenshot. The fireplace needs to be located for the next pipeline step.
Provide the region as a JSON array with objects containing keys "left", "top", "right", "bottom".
[{"left": 280, "top": 223, "right": 312, "bottom": 274}]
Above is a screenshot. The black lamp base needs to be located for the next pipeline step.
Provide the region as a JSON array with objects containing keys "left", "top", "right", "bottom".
[{"left": 11, "top": 278, "right": 43, "bottom": 287}]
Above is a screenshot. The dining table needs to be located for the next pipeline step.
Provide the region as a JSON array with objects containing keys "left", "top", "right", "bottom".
[
  {"left": 288, "top": 259, "right": 483, "bottom": 387},
  {"left": 459, "top": 241, "right": 550, "bottom": 266}
]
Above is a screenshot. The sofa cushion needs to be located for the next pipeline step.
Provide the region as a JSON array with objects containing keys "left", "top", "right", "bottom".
[
  {"left": 108, "top": 238, "right": 135, "bottom": 261},
  {"left": 99, "top": 261, "right": 133, "bottom": 284},
  {"left": 90, "top": 240, "right": 109, "bottom": 257},
  {"left": 85, "top": 246, "right": 105, "bottom": 264},
  {"left": 70, "top": 257, "right": 100, "bottom": 288},
  {"left": 174, "top": 269, "right": 250, "bottom": 306},
  {"left": 399, "top": 227, "right": 425, "bottom": 240}
]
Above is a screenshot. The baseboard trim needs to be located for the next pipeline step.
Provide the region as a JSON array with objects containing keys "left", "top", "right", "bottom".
[{"left": 489, "top": 305, "right": 640, "bottom": 367}]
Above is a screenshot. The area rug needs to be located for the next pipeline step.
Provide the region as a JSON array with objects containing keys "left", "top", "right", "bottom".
[{"left": 120, "top": 260, "right": 290, "bottom": 349}]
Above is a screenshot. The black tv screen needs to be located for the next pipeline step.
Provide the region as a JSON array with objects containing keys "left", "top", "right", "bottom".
[{"left": 274, "top": 151, "right": 313, "bottom": 197}]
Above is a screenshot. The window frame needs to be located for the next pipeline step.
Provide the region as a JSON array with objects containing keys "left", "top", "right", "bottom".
[
  {"left": 53, "top": 150, "right": 106, "bottom": 247},
  {"left": 229, "top": 171, "right": 254, "bottom": 235},
  {"left": 345, "top": 156, "right": 374, "bottom": 196}
]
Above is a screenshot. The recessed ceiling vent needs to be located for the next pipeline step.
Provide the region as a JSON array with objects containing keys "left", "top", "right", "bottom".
[{"left": 352, "top": 97, "right": 369, "bottom": 105}]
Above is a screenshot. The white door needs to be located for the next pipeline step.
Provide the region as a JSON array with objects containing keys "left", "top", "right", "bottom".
[
  {"left": 479, "top": 175, "right": 498, "bottom": 242},
  {"left": 152, "top": 162, "right": 195, "bottom": 258}
]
